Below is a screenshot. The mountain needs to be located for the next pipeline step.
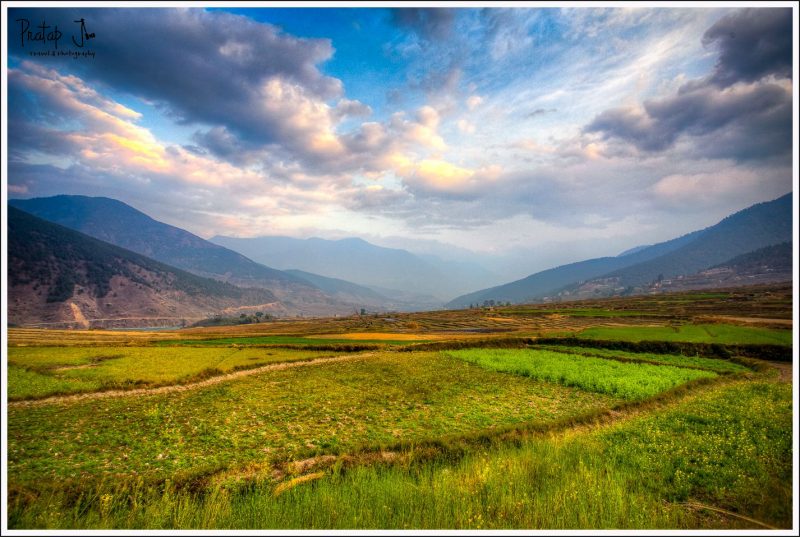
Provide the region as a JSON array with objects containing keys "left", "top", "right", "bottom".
[
  {"left": 710, "top": 242, "right": 792, "bottom": 274},
  {"left": 284, "top": 269, "right": 392, "bottom": 310},
  {"left": 636, "top": 242, "right": 792, "bottom": 295},
  {"left": 9, "top": 196, "right": 299, "bottom": 286},
  {"left": 8, "top": 207, "right": 280, "bottom": 328},
  {"left": 8, "top": 195, "right": 356, "bottom": 316},
  {"left": 582, "top": 193, "right": 792, "bottom": 293},
  {"left": 210, "top": 235, "right": 491, "bottom": 300},
  {"left": 447, "top": 193, "right": 792, "bottom": 307},
  {"left": 447, "top": 229, "right": 706, "bottom": 308}
]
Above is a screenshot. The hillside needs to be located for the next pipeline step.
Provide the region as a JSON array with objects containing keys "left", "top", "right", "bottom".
[
  {"left": 284, "top": 269, "right": 392, "bottom": 310},
  {"left": 8, "top": 196, "right": 362, "bottom": 316},
  {"left": 448, "top": 193, "right": 792, "bottom": 307},
  {"left": 9, "top": 196, "right": 301, "bottom": 286},
  {"left": 710, "top": 242, "right": 792, "bottom": 273},
  {"left": 595, "top": 194, "right": 792, "bottom": 289},
  {"left": 8, "top": 207, "right": 281, "bottom": 328},
  {"left": 211, "top": 235, "right": 494, "bottom": 300},
  {"left": 641, "top": 242, "right": 793, "bottom": 295},
  {"left": 447, "top": 228, "right": 706, "bottom": 308}
]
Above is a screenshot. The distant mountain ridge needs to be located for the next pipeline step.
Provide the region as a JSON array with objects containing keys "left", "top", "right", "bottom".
[
  {"left": 447, "top": 193, "right": 792, "bottom": 307},
  {"left": 447, "top": 228, "right": 707, "bottom": 307},
  {"left": 210, "top": 234, "right": 496, "bottom": 300},
  {"left": 598, "top": 194, "right": 792, "bottom": 288},
  {"left": 8, "top": 207, "right": 279, "bottom": 328}
]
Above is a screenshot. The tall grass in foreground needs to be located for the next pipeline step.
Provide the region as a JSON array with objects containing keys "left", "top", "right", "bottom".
[
  {"left": 446, "top": 349, "right": 717, "bottom": 400},
  {"left": 9, "top": 380, "right": 790, "bottom": 529}
]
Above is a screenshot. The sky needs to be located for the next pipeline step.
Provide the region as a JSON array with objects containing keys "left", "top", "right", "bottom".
[{"left": 4, "top": 4, "right": 795, "bottom": 277}]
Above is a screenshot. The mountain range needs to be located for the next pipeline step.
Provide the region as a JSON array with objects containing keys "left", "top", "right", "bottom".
[
  {"left": 447, "top": 193, "right": 792, "bottom": 307},
  {"left": 7, "top": 192, "right": 793, "bottom": 327},
  {"left": 210, "top": 235, "right": 498, "bottom": 300},
  {"left": 8, "top": 196, "right": 401, "bottom": 319}
]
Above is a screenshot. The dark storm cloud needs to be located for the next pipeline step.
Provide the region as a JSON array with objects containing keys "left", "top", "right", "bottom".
[
  {"left": 390, "top": 8, "right": 456, "bottom": 41},
  {"left": 8, "top": 8, "right": 341, "bottom": 147},
  {"left": 584, "top": 8, "right": 792, "bottom": 159},
  {"left": 586, "top": 81, "right": 791, "bottom": 155},
  {"left": 702, "top": 8, "right": 792, "bottom": 88}
]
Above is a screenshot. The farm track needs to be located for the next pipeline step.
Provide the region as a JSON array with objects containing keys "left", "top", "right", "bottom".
[
  {"left": 8, "top": 351, "right": 377, "bottom": 409},
  {"left": 767, "top": 361, "right": 793, "bottom": 382}
]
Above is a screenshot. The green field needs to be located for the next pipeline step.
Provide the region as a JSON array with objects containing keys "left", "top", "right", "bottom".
[
  {"left": 8, "top": 379, "right": 790, "bottom": 530},
  {"left": 8, "top": 346, "right": 339, "bottom": 400},
  {"left": 6, "top": 287, "right": 794, "bottom": 530},
  {"left": 446, "top": 349, "right": 717, "bottom": 400},
  {"left": 577, "top": 324, "right": 792, "bottom": 346},
  {"left": 533, "top": 345, "right": 749, "bottom": 373},
  {"left": 7, "top": 352, "right": 618, "bottom": 489}
]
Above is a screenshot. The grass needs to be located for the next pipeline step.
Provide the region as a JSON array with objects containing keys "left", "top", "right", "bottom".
[
  {"left": 7, "top": 352, "right": 618, "bottom": 493},
  {"left": 601, "top": 380, "right": 793, "bottom": 527},
  {"left": 154, "top": 335, "right": 425, "bottom": 347},
  {"left": 9, "top": 378, "right": 790, "bottom": 529},
  {"left": 532, "top": 345, "right": 749, "bottom": 374},
  {"left": 6, "top": 284, "right": 793, "bottom": 529},
  {"left": 503, "top": 308, "right": 665, "bottom": 318},
  {"left": 7, "top": 346, "right": 339, "bottom": 400},
  {"left": 446, "top": 349, "right": 717, "bottom": 400},
  {"left": 576, "top": 324, "right": 792, "bottom": 346}
]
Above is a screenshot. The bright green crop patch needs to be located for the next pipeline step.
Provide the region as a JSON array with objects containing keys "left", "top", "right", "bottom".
[
  {"left": 577, "top": 324, "right": 791, "bottom": 346},
  {"left": 8, "top": 346, "right": 336, "bottom": 399},
  {"left": 7, "top": 352, "right": 617, "bottom": 491},
  {"left": 446, "top": 349, "right": 716, "bottom": 400},
  {"left": 155, "top": 336, "right": 424, "bottom": 346},
  {"left": 533, "top": 345, "right": 749, "bottom": 373}
]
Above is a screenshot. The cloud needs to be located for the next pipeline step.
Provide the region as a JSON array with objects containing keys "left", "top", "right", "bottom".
[
  {"left": 388, "top": 107, "right": 447, "bottom": 151},
  {"left": 8, "top": 8, "right": 365, "bottom": 168},
  {"left": 526, "top": 108, "right": 556, "bottom": 118},
  {"left": 701, "top": 8, "right": 792, "bottom": 88},
  {"left": 457, "top": 119, "right": 476, "bottom": 134},
  {"left": 6, "top": 7, "right": 793, "bottom": 258},
  {"left": 481, "top": 9, "right": 535, "bottom": 60},
  {"left": 584, "top": 8, "right": 793, "bottom": 160},
  {"left": 649, "top": 165, "right": 792, "bottom": 214},
  {"left": 585, "top": 78, "right": 791, "bottom": 157},
  {"left": 466, "top": 95, "right": 483, "bottom": 110},
  {"left": 390, "top": 8, "right": 456, "bottom": 41}
]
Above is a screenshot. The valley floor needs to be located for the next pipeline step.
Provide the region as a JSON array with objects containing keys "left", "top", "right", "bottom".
[{"left": 4, "top": 284, "right": 795, "bottom": 530}]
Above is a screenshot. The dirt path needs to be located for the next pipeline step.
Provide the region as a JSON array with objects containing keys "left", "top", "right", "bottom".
[
  {"left": 767, "top": 361, "right": 793, "bottom": 383},
  {"left": 9, "top": 352, "right": 375, "bottom": 409}
]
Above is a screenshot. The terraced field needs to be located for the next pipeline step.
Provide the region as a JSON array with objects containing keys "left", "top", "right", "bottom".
[{"left": 5, "top": 284, "right": 794, "bottom": 529}]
